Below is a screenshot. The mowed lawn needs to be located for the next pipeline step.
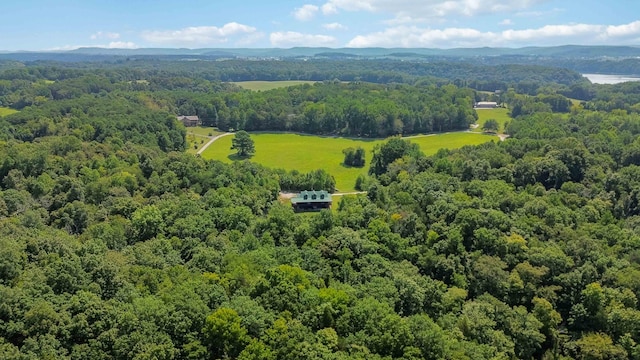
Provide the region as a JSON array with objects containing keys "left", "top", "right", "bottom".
[
  {"left": 0, "top": 107, "right": 18, "bottom": 117},
  {"left": 186, "top": 126, "right": 224, "bottom": 137},
  {"left": 473, "top": 108, "right": 511, "bottom": 133},
  {"left": 201, "top": 132, "right": 497, "bottom": 192},
  {"left": 185, "top": 127, "right": 226, "bottom": 154},
  {"left": 233, "top": 81, "right": 317, "bottom": 91},
  {"left": 408, "top": 132, "right": 498, "bottom": 155}
]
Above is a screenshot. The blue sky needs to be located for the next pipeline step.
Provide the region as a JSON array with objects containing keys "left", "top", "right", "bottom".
[{"left": 1, "top": 0, "right": 639, "bottom": 50}]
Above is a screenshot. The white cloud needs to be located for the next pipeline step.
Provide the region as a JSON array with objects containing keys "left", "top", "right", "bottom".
[
  {"left": 499, "top": 19, "right": 513, "bottom": 26},
  {"left": 323, "top": 22, "right": 348, "bottom": 30},
  {"left": 605, "top": 21, "right": 640, "bottom": 38},
  {"left": 346, "top": 20, "right": 640, "bottom": 48},
  {"left": 501, "top": 24, "right": 599, "bottom": 42},
  {"left": 105, "top": 41, "right": 137, "bottom": 49},
  {"left": 322, "top": 0, "right": 548, "bottom": 23},
  {"left": 321, "top": 3, "right": 338, "bottom": 14},
  {"left": 47, "top": 45, "right": 85, "bottom": 51},
  {"left": 90, "top": 31, "right": 120, "bottom": 40},
  {"left": 293, "top": 4, "right": 319, "bottom": 21},
  {"left": 348, "top": 26, "right": 487, "bottom": 47},
  {"left": 141, "top": 22, "right": 257, "bottom": 45},
  {"left": 270, "top": 31, "right": 337, "bottom": 47}
]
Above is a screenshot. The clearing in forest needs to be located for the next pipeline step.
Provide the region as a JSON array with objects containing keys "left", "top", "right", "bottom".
[
  {"left": 200, "top": 132, "right": 497, "bottom": 192},
  {"left": 185, "top": 127, "right": 225, "bottom": 154},
  {"left": 233, "top": 81, "right": 317, "bottom": 91},
  {"left": 473, "top": 107, "right": 511, "bottom": 133},
  {"left": 0, "top": 107, "right": 18, "bottom": 117}
]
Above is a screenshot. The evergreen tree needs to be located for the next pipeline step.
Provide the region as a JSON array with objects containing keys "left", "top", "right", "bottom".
[{"left": 231, "top": 130, "right": 255, "bottom": 157}]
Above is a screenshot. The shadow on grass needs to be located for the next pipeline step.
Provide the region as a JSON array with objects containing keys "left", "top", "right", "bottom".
[
  {"left": 227, "top": 153, "right": 254, "bottom": 161},
  {"left": 339, "top": 163, "right": 366, "bottom": 169},
  {"left": 248, "top": 131, "right": 382, "bottom": 142}
]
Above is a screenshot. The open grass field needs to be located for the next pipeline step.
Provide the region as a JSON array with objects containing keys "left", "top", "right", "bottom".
[
  {"left": 186, "top": 135, "right": 209, "bottom": 154},
  {"left": 408, "top": 132, "right": 498, "bottom": 155},
  {"left": 473, "top": 108, "right": 511, "bottom": 133},
  {"left": 185, "top": 127, "right": 225, "bottom": 154},
  {"left": 186, "top": 126, "right": 223, "bottom": 137},
  {"left": 200, "top": 132, "right": 497, "bottom": 192},
  {"left": 0, "top": 107, "right": 18, "bottom": 117},
  {"left": 233, "top": 81, "right": 317, "bottom": 91},
  {"left": 568, "top": 98, "right": 583, "bottom": 107}
]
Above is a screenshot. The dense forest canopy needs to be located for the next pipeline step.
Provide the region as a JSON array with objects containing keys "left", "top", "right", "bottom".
[
  {"left": 2, "top": 59, "right": 640, "bottom": 359},
  {"left": 0, "top": 58, "right": 588, "bottom": 94}
]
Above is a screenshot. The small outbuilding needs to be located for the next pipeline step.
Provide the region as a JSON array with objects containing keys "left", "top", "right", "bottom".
[
  {"left": 474, "top": 102, "right": 498, "bottom": 109},
  {"left": 290, "top": 190, "right": 332, "bottom": 212},
  {"left": 177, "top": 115, "right": 200, "bottom": 127}
]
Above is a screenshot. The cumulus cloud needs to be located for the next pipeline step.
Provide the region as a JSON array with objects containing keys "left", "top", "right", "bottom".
[
  {"left": 321, "top": 3, "right": 338, "bottom": 14},
  {"left": 105, "top": 41, "right": 137, "bottom": 49},
  {"left": 293, "top": 4, "right": 319, "bottom": 21},
  {"left": 323, "top": 22, "right": 348, "bottom": 30},
  {"left": 322, "top": 0, "right": 548, "bottom": 22},
  {"left": 346, "top": 20, "right": 640, "bottom": 48},
  {"left": 270, "top": 31, "right": 337, "bottom": 47},
  {"left": 605, "top": 21, "right": 640, "bottom": 38},
  {"left": 499, "top": 19, "right": 513, "bottom": 26},
  {"left": 347, "top": 26, "right": 487, "bottom": 48},
  {"left": 141, "top": 22, "right": 257, "bottom": 45},
  {"left": 90, "top": 31, "right": 120, "bottom": 40}
]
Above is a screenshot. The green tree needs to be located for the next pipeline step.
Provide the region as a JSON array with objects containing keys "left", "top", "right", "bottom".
[
  {"left": 482, "top": 119, "right": 499, "bottom": 133},
  {"left": 369, "top": 137, "right": 422, "bottom": 176},
  {"left": 131, "top": 205, "right": 165, "bottom": 242},
  {"left": 231, "top": 130, "right": 255, "bottom": 157},
  {"left": 342, "top": 147, "right": 366, "bottom": 167},
  {"left": 202, "top": 307, "right": 249, "bottom": 358},
  {"left": 570, "top": 333, "right": 627, "bottom": 360}
]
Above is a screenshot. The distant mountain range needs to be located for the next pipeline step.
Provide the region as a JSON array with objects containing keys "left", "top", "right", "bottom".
[
  {"left": 1, "top": 45, "right": 640, "bottom": 60},
  {"left": 1, "top": 46, "right": 639, "bottom": 76}
]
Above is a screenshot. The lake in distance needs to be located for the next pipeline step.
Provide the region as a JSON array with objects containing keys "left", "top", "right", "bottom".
[{"left": 583, "top": 73, "right": 640, "bottom": 84}]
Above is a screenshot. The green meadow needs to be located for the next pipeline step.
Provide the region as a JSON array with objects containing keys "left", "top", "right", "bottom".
[
  {"left": 186, "top": 135, "right": 208, "bottom": 154},
  {"left": 185, "top": 127, "right": 225, "bottom": 154},
  {"left": 0, "top": 107, "right": 18, "bottom": 117},
  {"left": 200, "top": 132, "right": 497, "bottom": 192},
  {"left": 473, "top": 107, "right": 511, "bottom": 133},
  {"left": 233, "top": 80, "right": 317, "bottom": 91},
  {"left": 186, "top": 126, "right": 224, "bottom": 137}
]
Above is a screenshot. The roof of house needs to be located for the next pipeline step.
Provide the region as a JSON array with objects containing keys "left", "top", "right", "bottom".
[
  {"left": 290, "top": 190, "right": 332, "bottom": 204},
  {"left": 476, "top": 102, "right": 497, "bottom": 106},
  {"left": 177, "top": 115, "right": 200, "bottom": 121}
]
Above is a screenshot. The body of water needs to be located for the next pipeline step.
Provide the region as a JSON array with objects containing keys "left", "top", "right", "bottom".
[{"left": 583, "top": 73, "right": 640, "bottom": 84}]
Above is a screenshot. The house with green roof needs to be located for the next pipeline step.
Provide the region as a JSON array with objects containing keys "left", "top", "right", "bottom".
[{"left": 290, "top": 190, "right": 332, "bottom": 212}]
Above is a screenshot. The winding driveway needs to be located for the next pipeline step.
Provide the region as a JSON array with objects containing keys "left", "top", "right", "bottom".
[{"left": 196, "top": 132, "right": 233, "bottom": 155}]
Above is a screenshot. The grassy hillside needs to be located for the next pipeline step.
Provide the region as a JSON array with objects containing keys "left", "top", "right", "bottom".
[
  {"left": 201, "top": 132, "right": 497, "bottom": 192},
  {"left": 233, "top": 80, "right": 317, "bottom": 91}
]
